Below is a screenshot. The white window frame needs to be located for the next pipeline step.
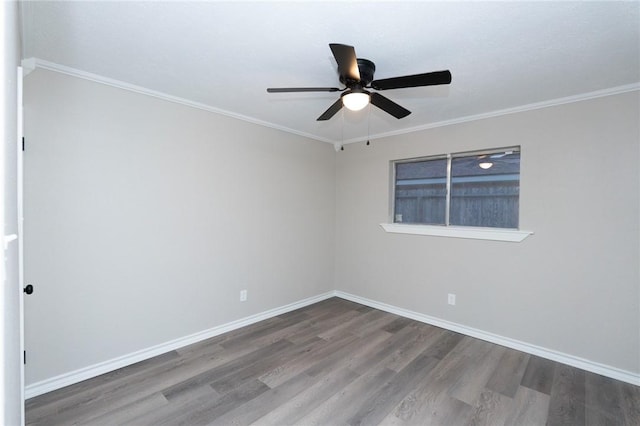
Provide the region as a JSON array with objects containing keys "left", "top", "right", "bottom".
[{"left": 382, "top": 147, "right": 533, "bottom": 242}]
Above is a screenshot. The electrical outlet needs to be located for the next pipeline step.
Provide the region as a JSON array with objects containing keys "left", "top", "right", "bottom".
[
  {"left": 448, "top": 293, "right": 456, "bottom": 305},
  {"left": 240, "top": 290, "right": 247, "bottom": 302}
]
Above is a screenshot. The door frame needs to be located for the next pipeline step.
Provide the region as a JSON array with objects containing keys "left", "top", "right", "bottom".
[{"left": 17, "top": 64, "right": 25, "bottom": 425}]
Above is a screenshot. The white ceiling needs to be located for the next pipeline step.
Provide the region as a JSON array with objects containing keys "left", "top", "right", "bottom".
[{"left": 20, "top": 1, "right": 640, "bottom": 144}]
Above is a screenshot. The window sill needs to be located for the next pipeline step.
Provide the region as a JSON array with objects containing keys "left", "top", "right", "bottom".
[{"left": 379, "top": 223, "right": 533, "bottom": 242}]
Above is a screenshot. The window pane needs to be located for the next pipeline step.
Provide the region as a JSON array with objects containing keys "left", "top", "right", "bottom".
[
  {"left": 394, "top": 158, "right": 447, "bottom": 225},
  {"left": 449, "top": 151, "right": 520, "bottom": 228}
]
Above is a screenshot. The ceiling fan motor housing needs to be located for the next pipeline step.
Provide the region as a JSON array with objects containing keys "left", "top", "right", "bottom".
[{"left": 341, "top": 58, "right": 376, "bottom": 86}]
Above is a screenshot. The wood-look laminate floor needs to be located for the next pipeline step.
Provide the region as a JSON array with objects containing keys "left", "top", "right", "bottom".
[{"left": 26, "top": 297, "right": 639, "bottom": 425}]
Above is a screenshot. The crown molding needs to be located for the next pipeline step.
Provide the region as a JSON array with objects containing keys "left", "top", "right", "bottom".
[
  {"left": 23, "top": 58, "right": 639, "bottom": 146},
  {"left": 22, "top": 58, "right": 335, "bottom": 144},
  {"left": 341, "top": 82, "right": 640, "bottom": 145}
]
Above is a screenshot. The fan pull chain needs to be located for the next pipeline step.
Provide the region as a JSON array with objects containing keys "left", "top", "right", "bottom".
[
  {"left": 341, "top": 108, "right": 345, "bottom": 150},
  {"left": 366, "top": 103, "right": 371, "bottom": 146}
]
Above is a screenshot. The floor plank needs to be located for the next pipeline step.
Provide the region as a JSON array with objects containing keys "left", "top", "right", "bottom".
[
  {"left": 467, "top": 388, "right": 513, "bottom": 426},
  {"left": 207, "top": 371, "right": 319, "bottom": 426},
  {"left": 585, "top": 371, "right": 627, "bottom": 425},
  {"left": 295, "top": 364, "right": 397, "bottom": 425},
  {"left": 485, "top": 348, "right": 530, "bottom": 398},
  {"left": 546, "top": 363, "right": 586, "bottom": 426},
  {"left": 252, "top": 367, "right": 360, "bottom": 425},
  {"left": 521, "top": 354, "right": 557, "bottom": 395},
  {"left": 504, "top": 385, "right": 550, "bottom": 425},
  {"left": 346, "top": 353, "right": 440, "bottom": 426},
  {"left": 450, "top": 344, "right": 506, "bottom": 405},
  {"left": 619, "top": 381, "right": 640, "bottom": 425}
]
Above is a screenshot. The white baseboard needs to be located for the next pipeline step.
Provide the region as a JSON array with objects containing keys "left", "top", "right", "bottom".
[
  {"left": 334, "top": 291, "right": 640, "bottom": 387},
  {"left": 25, "top": 292, "right": 335, "bottom": 399},
  {"left": 26, "top": 289, "right": 639, "bottom": 398}
]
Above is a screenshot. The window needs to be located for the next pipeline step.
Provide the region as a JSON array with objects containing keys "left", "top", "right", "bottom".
[{"left": 393, "top": 147, "right": 520, "bottom": 229}]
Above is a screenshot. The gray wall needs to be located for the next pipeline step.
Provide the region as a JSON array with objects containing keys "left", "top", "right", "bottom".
[
  {"left": 23, "top": 69, "right": 336, "bottom": 384},
  {"left": 335, "top": 91, "right": 640, "bottom": 374},
  {"left": 2, "top": 0, "right": 23, "bottom": 423}
]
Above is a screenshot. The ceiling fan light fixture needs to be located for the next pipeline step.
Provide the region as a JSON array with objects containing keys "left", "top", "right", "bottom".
[
  {"left": 342, "top": 91, "right": 370, "bottom": 111},
  {"left": 267, "top": 44, "right": 452, "bottom": 121}
]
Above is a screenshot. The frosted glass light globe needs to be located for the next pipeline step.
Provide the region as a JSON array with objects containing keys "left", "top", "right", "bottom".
[{"left": 342, "top": 92, "right": 370, "bottom": 111}]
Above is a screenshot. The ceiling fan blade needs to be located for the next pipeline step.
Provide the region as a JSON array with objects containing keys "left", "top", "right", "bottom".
[
  {"left": 371, "top": 70, "right": 452, "bottom": 90},
  {"left": 329, "top": 43, "right": 360, "bottom": 82},
  {"left": 267, "top": 87, "right": 341, "bottom": 93},
  {"left": 317, "top": 98, "right": 343, "bottom": 121},
  {"left": 370, "top": 92, "right": 411, "bottom": 119}
]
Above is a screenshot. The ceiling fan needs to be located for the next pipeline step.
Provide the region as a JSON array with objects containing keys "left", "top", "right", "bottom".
[{"left": 267, "top": 43, "right": 452, "bottom": 121}]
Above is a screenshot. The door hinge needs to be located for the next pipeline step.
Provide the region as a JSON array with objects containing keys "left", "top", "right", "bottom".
[{"left": 24, "top": 350, "right": 26, "bottom": 365}]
